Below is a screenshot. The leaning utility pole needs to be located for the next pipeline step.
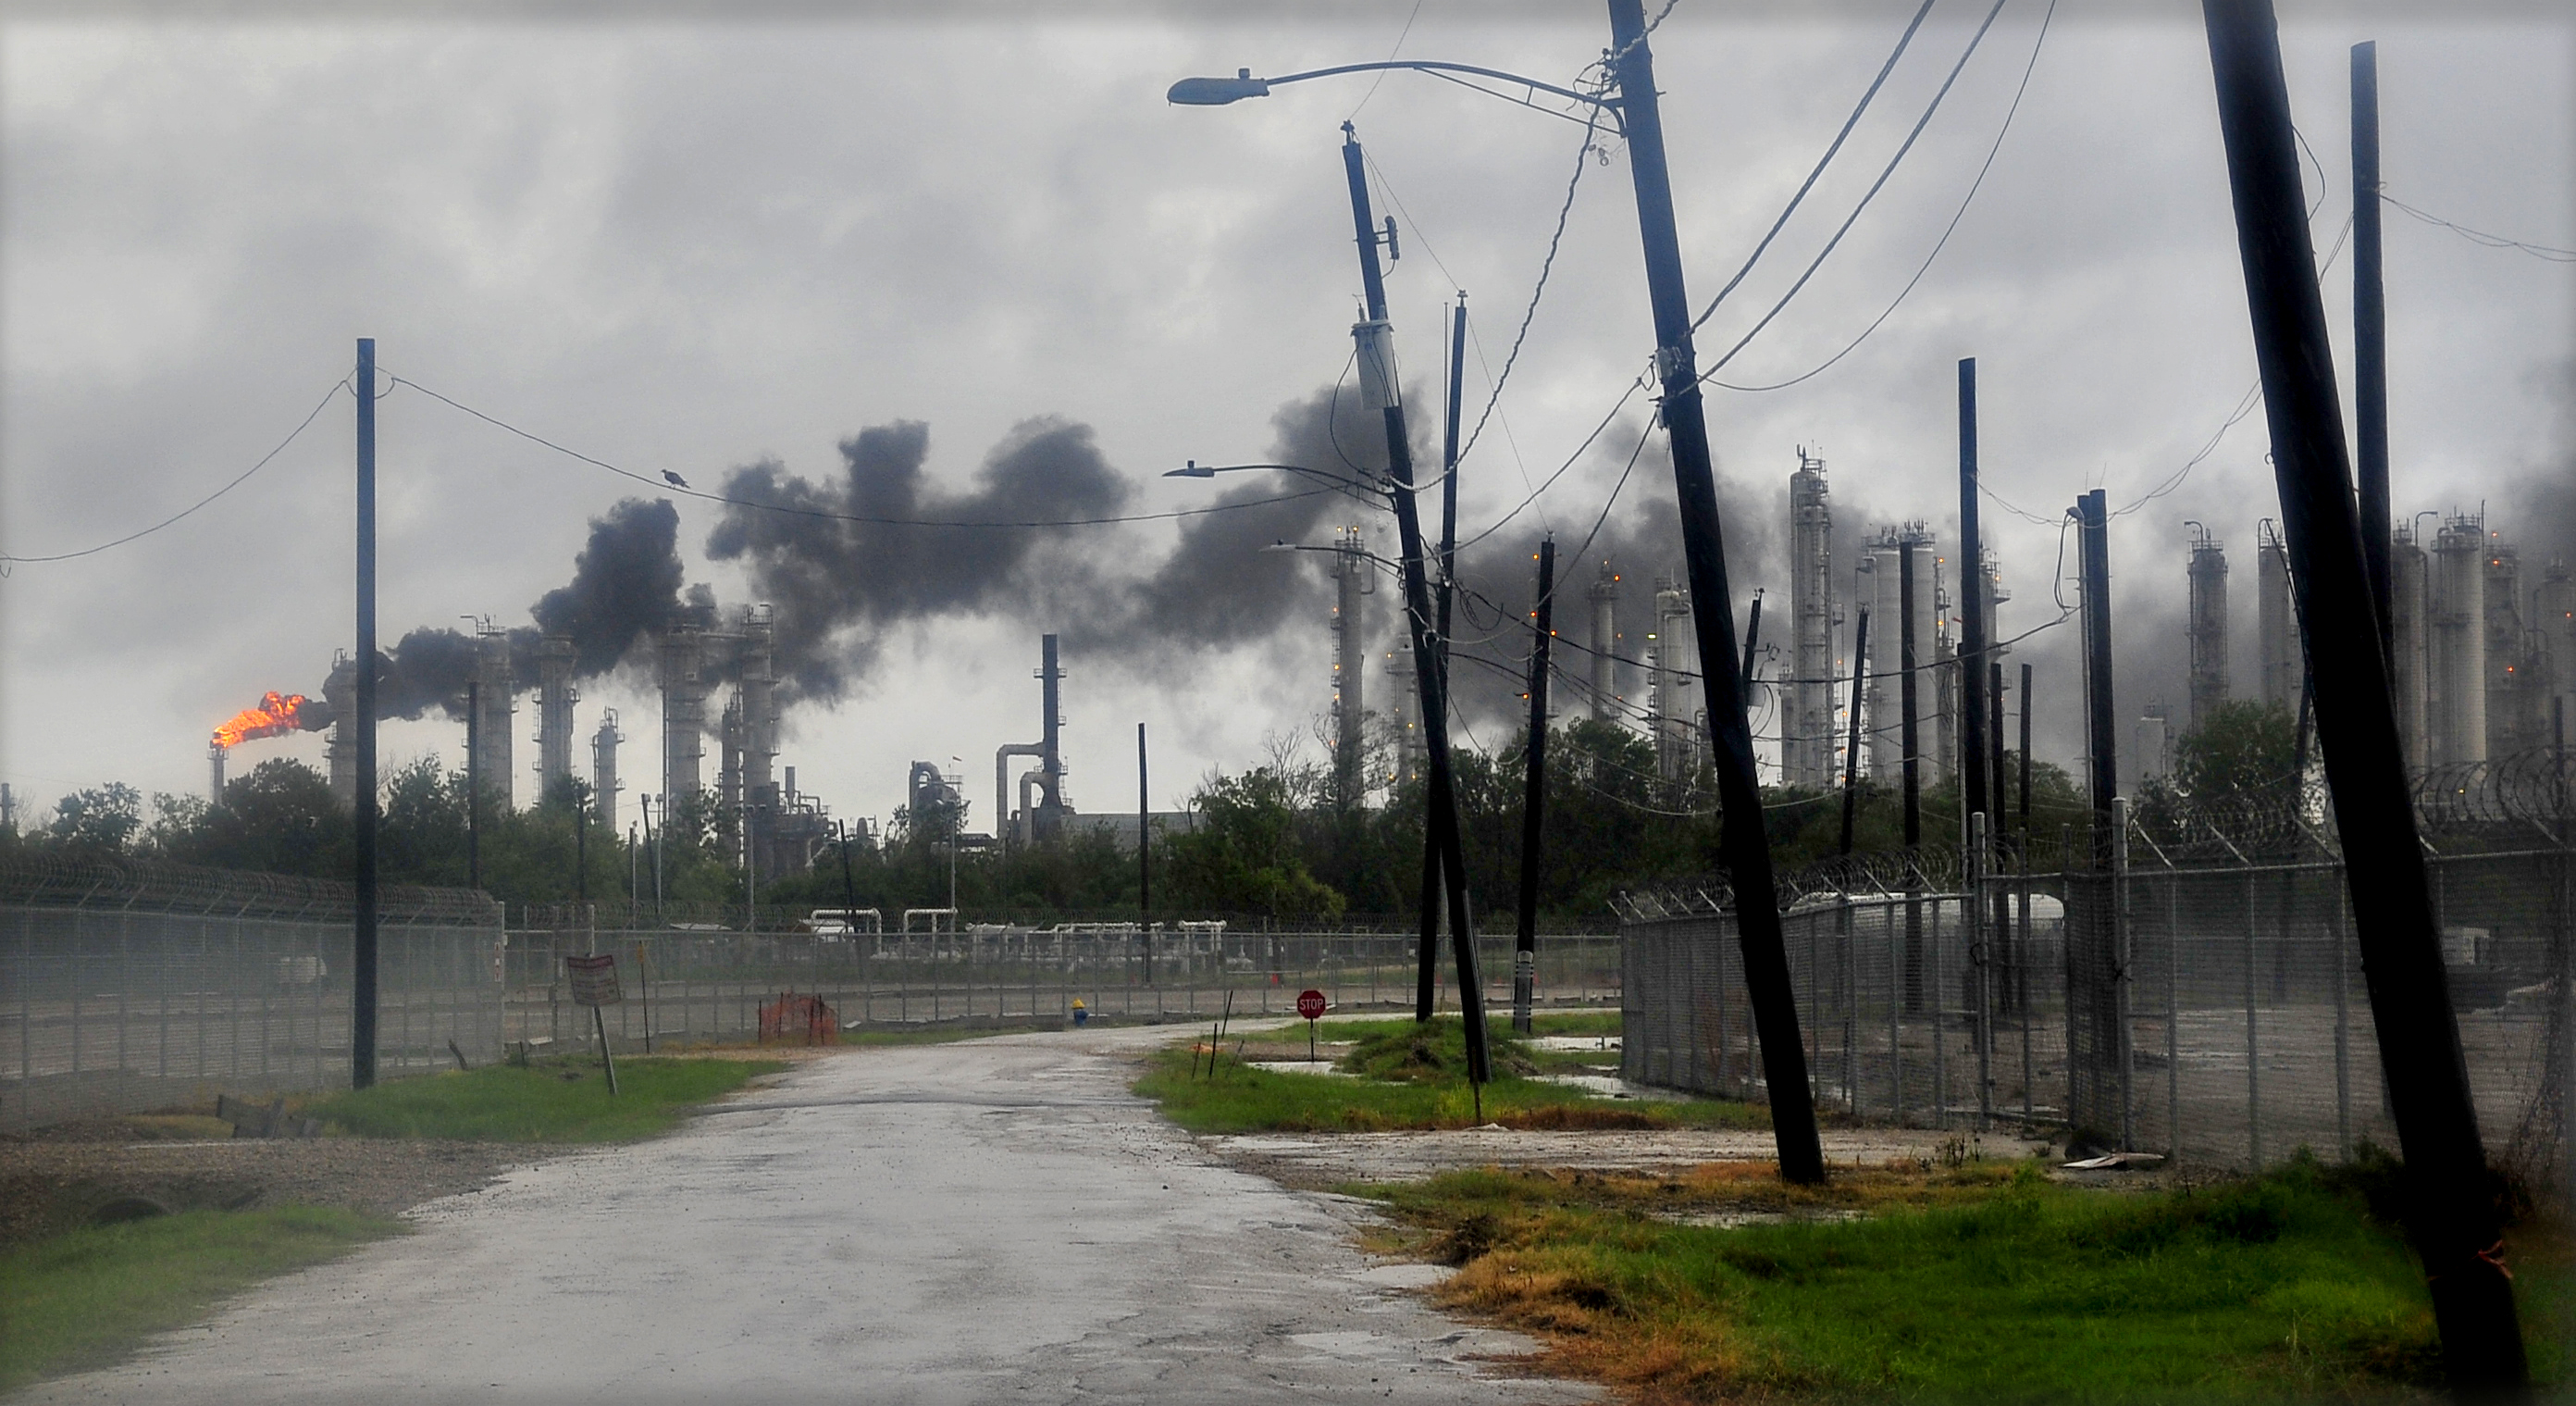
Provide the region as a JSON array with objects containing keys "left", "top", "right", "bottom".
[
  {"left": 1342, "top": 124, "right": 1492, "bottom": 1083},
  {"left": 2077, "top": 490, "right": 2117, "bottom": 865},
  {"left": 1419, "top": 298, "right": 1468, "bottom": 1021},
  {"left": 2352, "top": 41, "right": 2393, "bottom": 665},
  {"left": 1957, "top": 358, "right": 1990, "bottom": 834},
  {"left": 1514, "top": 537, "right": 1557, "bottom": 1034},
  {"left": 1605, "top": 0, "right": 1824, "bottom": 1183},
  {"left": 1838, "top": 609, "right": 1870, "bottom": 856},
  {"left": 2204, "top": 2, "right": 2526, "bottom": 1386},
  {"left": 353, "top": 337, "right": 379, "bottom": 1091}
]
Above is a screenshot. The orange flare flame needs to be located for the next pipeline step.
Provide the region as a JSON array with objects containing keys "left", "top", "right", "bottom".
[{"left": 212, "top": 691, "right": 310, "bottom": 751}]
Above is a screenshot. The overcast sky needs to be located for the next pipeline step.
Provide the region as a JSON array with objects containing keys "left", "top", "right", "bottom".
[{"left": 4, "top": 2, "right": 2570, "bottom": 840}]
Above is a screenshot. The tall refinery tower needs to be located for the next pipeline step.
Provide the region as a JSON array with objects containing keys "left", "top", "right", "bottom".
[{"left": 1785, "top": 450, "right": 1834, "bottom": 789}]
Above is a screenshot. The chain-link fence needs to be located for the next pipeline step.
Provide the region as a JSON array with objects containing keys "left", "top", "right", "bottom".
[
  {"left": 1624, "top": 838, "right": 2574, "bottom": 1187},
  {"left": 2, "top": 853, "right": 504, "bottom": 1129},
  {"left": 498, "top": 920, "right": 1622, "bottom": 1051}
]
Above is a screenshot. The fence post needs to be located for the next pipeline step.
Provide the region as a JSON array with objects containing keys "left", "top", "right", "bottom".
[
  {"left": 2334, "top": 874, "right": 2352, "bottom": 1156},
  {"left": 2246, "top": 863, "right": 2262, "bottom": 1169},
  {"left": 1839, "top": 893, "right": 1857, "bottom": 1114},
  {"left": 2112, "top": 797, "right": 2136, "bottom": 1153},
  {"left": 1889, "top": 899, "right": 1903, "bottom": 1122},
  {"left": 1972, "top": 812, "right": 1992, "bottom": 1132}
]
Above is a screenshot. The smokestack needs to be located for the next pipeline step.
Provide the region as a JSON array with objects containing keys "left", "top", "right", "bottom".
[
  {"left": 2186, "top": 524, "right": 2231, "bottom": 729},
  {"left": 1864, "top": 525, "right": 1938, "bottom": 783},
  {"left": 1648, "top": 575, "right": 1699, "bottom": 783},
  {"left": 1787, "top": 451, "right": 1834, "bottom": 789},
  {"left": 325, "top": 653, "right": 358, "bottom": 810},
  {"left": 2257, "top": 522, "right": 2300, "bottom": 709},
  {"left": 1331, "top": 527, "right": 1369, "bottom": 801},
  {"left": 592, "top": 708, "right": 622, "bottom": 836},
  {"left": 741, "top": 605, "right": 779, "bottom": 813},
  {"left": 209, "top": 742, "right": 226, "bottom": 804},
  {"left": 536, "top": 634, "right": 576, "bottom": 801},
  {"left": 471, "top": 622, "right": 515, "bottom": 813},
  {"left": 661, "top": 625, "right": 707, "bottom": 804},
  {"left": 2393, "top": 523, "right": 2431, "bottom": 770},
  {"left": 1036, "top": 632, "right": 1068, "bottom": 839},
  {"left": 2483, "top": 534, "right": 2538, "bottom": 756},
  {"left": 2431, "top": 514, "right": 2486, "bottom": 766},
  {"left": 1587, "top": 559, "right": 1621, "bottom": 724},
  {"left": 2539, "top": 559, "right": 2576, "bottom": 738}
]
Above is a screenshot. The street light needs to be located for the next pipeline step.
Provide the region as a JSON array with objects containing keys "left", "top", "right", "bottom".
[{"left": 1167, "top": 4, "right": 1826, "bottom": 1184}]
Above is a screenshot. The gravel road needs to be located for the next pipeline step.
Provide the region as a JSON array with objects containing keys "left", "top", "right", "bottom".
[{"left": 17, "top": 1025, "right": 1595, "bottom": 1405}]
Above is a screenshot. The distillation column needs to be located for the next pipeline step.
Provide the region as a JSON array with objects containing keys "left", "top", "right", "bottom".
[
  {"left": 1786, "top": 451, "right": 1834, "bottom": 789},
  {"left": 2186, "top": 525, "right": 2230, "bottom": 729},
  {"left": 536, "top": 634, "right": 576, "bottom": 803},
  {"left": 2431, "top": 515, "right": 2487, "bottom": 766},
  {"left": 592, "top": 710, "right": 621, "bottom": 835},
  {"left": 471, "top": 622, "right": 516, "bottom": 813},
  {"left": 1587, "top": 559, "right": 1621, "bottom": 725},
  {"left": 660, "top": 626, "right": 707, "bottom": 808},
  {"left": 2392, "top": 525, "right": 2431, "bottom": 770},
  {"left": 2256, "top": 522, "right": 2300, "bottom": 710}
]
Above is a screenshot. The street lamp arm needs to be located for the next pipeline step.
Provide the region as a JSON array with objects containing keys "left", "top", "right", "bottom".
[{"left": 1169, "top": 62, "right": 1617, "bottom": 122}]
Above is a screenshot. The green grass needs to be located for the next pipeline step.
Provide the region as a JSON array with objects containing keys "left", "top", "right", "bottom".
[
  {"left": 1356, "top": 1157, "right": 2573, "bottom": 1401},
  {"left": 1135, "top": 1016, "right": 1757, "bottom": 1134},
  {"left": 0, "top": 1206, "right": 402, "bottom": 1391},
  {"left": 307, "top": 1055, "right": 786, "bottom": 1142}
]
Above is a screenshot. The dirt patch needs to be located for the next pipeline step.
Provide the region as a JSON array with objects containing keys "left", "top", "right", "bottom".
[
  {"left": 1201, "top": 1126, "right": 2050, "bottom": 1190},
  {"left": 0, "top": 1128, "right": 552, "bottom": 1251}
]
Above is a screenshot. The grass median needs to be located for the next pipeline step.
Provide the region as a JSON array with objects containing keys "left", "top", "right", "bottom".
[
  {"left": 1135, "top": 1014, "right": 1763, "bottom": 1134},
  {"left": 306, "top": 1053, "right": 789, "bottom": 1142},
  {"left": 1354, "top": 1153, "right": 2570, "bottom": 1401},
  {"left": 0, "top": 1206, "right": 402, "bottom": 1391}
]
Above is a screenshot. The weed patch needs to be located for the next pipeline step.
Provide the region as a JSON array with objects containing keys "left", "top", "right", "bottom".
[
  {"left": 1350, "top": 1158, "right": 2571, "bottom": 1400},
  {"left": 308, "top": 1055, "right": 786, "bottom": 1142},
  {"left": 1134, "top": 1017, "right": 1755, "bottom": 1135},
  {"left": 0, "top": 1206, "right": 400, "bottom": 1390}
]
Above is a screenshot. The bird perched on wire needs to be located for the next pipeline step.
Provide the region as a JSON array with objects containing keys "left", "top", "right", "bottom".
[{"left": 663, "top": 470, "right": 689, "bottom": 489}]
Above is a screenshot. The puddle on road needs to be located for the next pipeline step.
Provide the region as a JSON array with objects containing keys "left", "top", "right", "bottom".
[{"left": 1529, "top": 1073, "right": 1688, "bottom": 1101}]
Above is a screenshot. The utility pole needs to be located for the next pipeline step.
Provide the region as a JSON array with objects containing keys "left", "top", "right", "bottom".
[
  {"left": 2352, "top": 41, "right": 2393, "bottom": 665},
  {"left": 352, "top": 336, "right": 378, "bottom": 1091},
  {"left": 1740, "top": 594, "right": 1763, "bottom": 691},
  {"left": 1901, "top": 540, "right": 1923, "bottom": 853},
  {"left": 2078, "top": 490, "right": 2117, "bottom": 865},
  {"left": 1605, "top": 0, "right": 1823, "bottom": 1183},
  {"left": 1513, "top": 537, "right": 1556, "bottom": 1034},
  {"left": 1958, "top": 359, "right": 1990, "bottom": 834},
  {"left": 1139, "top": 721, "right": 1152, "bottom": 985},
  {"left": 2019, "top": 662, "right": 2035, "bottom": 835},
  {"left": 1838, "top": 609, "right": 1870, "bottom": 856},
  {"left": 1341, "top": 125, "right": 1491, "bottom": 1082},
  {"left": 466, "top": 678, "right": 481, "bottom": 891},
  {"left": 1419, "top": 298, "right": 1468, "bottom": 1022},
  {"left": 2204, "top": 2, "right": 2526, "bottom": 1385},
  {"left": 1901, "top": 537, "right": 1926, "bottom": 1016},
  {"left": 575, "top": 781, "right": 588, "bottom": 906}
]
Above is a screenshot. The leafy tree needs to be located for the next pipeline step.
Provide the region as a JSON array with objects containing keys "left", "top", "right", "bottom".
[
  {"left": 2174, "top": 699, "right": 2297, "bottom": 799},
  {"left": 1159, "top": 767, "right": 1344, "bottom": 918},
  {"left": 44, "top": 783, "right": 143, "bottom": 852}
]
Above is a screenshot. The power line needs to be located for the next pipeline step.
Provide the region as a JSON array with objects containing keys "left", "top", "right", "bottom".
[
  {"left": 1454, "top": 100, "right": 1607, "bottom": 474},
  {"left": 1692, "top": 0, "right": 2015, "bottom": 386},
  {"left": 1688, "top": 0, "right": 1939, "bottom": 333},
  {"left": 1, "top": 378, "right": 349, "bottom": 566},
  {"left": 2383, "top": 193, "right": 2576, "bottom": 263},
  {"left": 386, "top": 373, "right": 1341, "bottom": 530},
  {"left": 1707, "top": 0, "right": 2056, "bottom": 394}
]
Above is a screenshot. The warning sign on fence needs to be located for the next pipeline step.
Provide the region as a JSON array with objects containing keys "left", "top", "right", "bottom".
[{"left": 566, "top": 953, "right": 623, "bottom": 1007}]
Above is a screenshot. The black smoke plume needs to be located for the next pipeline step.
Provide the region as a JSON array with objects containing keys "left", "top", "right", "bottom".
[
  {"left": 532, "top": 497, "right": 690, "bottom": 677},
  {"left": 704, "top": 417, "right": 1129, "bottom": 704}
]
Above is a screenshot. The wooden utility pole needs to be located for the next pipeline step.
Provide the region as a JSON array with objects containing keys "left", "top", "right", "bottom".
[
  {"left": 1957, "top": 359, "right": 1989, "bottom": 832},
  {"left": 353, "top": 337, "right": 378, "bottom": 1090},
  {"left": 2203, "top": 3, "right": 2526, "bottom": 1386},
  {"left": 1839, "top": 610, "right": 1870, "bottom": 856},
  {"left": 1420, "top": 300, "right": 1468, "bottom": 1021},
  {"left": 1605, "top": 0, "right": 1824, "bottom": 1182},
  {"left": 1342, "top": 124, "right": 1491, "bottom": 1083},
  {"left": 1513, "top": 537, "right": 1557, "bottom": 1034},
  {"left": 2352, "top": 41, "right": 2393, "bottom": 664}
]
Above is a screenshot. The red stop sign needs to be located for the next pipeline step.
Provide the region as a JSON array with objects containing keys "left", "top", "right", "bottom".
[{"left": 1296, "top": 989, "right": 1328, "bottom": 1020}]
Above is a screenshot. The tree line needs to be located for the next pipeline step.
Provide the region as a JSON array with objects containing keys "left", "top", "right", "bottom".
[{"left": 0, "top": 710, "right": 2136, "bottom": 926}]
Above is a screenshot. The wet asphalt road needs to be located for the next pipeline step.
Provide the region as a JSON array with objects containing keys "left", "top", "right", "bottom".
[{"left": 22, "top": 1026, "right": 1591, "bottom": 1405}]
